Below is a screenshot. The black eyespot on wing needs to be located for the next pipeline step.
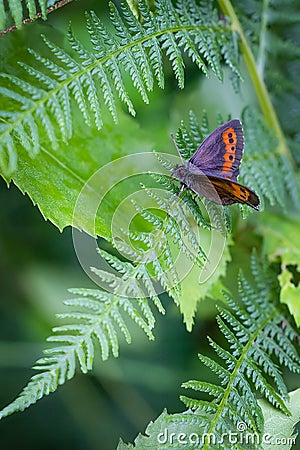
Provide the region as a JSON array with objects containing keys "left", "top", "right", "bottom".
[{"left": 188, "top": 119, "right": 244, "bottom": 183}]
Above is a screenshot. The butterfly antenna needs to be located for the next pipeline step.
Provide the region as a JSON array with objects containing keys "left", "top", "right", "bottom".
[{"left": 170, "top": 133, "right": 184, "bottom": 164}]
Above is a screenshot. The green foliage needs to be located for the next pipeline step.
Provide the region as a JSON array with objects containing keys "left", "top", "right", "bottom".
[
  {"left": 235, "top": 0, "right": 300, "bottom": 160},
  {"left": 0, "top": 0, "right": 240, "bottom": 177},
  {"left": 118, "top": 391, "right": 300, "bottom": 450},
  {"left": 0, "top": 107, "right": 247, "bottom": 418},
  {"left": 0, "top": 0, "right": 47, "bottom": 30},
  {"left": 0, "top": 266, "right": 161, "bottom": 418},
  {"left": 0, "top": 0, "right": 300, "bottom": 447},
  {"left": 259, "top": 213, "right": 300, "bottom": 326},
  {"left": 0, "top": 144, "right": 218, "bottom": 416},
  {"left": 179, "top": 235, "right": 232, "bottom": 331},
  {"left": 7, "top": 109, "right": 154, "bottom": 239},
  {"left": 239, "top": 108, "right": 299, "bottom": 211},
  {"left": 119, "top": 257, "right": 300, "bottom": 449},
  {"left": 0, "top": 107, "right": 299, "bottom": 425},
  {"left": 259, "top": 389, "right": 300, "bottom": 450}
]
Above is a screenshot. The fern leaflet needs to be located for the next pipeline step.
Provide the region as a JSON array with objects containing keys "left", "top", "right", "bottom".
[
  {"left": 0, "top": 0, "right": 47, "bottom": 30},
  {"left": 0, "top": 170, "right": 212, "bottom": 418},
  {"left": 180, "top": 255, "right": 300, "bottom": 448},
  {"left": 119, "top": 255, "right": 300, "bottom": 449},
  {"left": 0, "top": 0, "right": 240, "bottom": 175},
  {"left": 235, "top": 0, "right": 300, "bottom": 163},
  {"left": 0, "top": 249, "right": 161, "bottom": 418}
]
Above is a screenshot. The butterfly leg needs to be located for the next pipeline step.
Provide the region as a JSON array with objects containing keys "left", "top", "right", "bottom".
[
  {"left": 167, "top": 183, "right": 185, "bottom": 215},
  {"left": 177, "top": 183, "right": 185, "bottom": 197}
]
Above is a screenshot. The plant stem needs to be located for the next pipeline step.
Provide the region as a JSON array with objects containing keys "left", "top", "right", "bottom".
[
  {"left": 256, "top": 0, "right": 269, "bottom": 78},
  {"left": 217, "top": 0, "right": 294, "bottom": 164},
  {"left": 0, "top": 0, "right": 74, "bottom": 36}
]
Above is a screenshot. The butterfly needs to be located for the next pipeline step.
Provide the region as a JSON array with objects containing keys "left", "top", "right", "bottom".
[{"left": 171, "top": 119, "right": 260, "bottom": 210}]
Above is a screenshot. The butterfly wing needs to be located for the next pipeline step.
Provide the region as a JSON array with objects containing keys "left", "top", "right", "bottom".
[
  {"left": 173, "top": 119, "right": 259, "bottom": 210},
  {"left": 207, "top": 176, "right": 260, "bottom": 210},
  {"left": 189, "top": 119, "right": 244, "bottom": 182}
]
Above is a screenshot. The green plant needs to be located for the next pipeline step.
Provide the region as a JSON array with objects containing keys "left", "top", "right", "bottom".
[
  {"left": 0, "top": 0, "right": 299, "bottom": 448},
  {"left": 0, "top": 0, "right": 47, "bottom": 31},
  {"left": 118, "top": 256, "right": 300, "bottom": 449}
]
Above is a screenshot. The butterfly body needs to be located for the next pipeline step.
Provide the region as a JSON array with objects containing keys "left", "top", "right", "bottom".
[{"left": 171, "top": 119, "right": 260, "bottom": 210}]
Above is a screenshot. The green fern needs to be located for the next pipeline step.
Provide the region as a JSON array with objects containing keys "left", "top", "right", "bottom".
[
  {"left": 1, "top": 103, "right": 297, "bottom": 420},
  {"left": 0, "top": 168, "right": 213, "bottom": 418},
  {"left": 119, "top": 255, "right": 300, "bottom": 449},
  {"left": 0, "top": 110, "right": 236, "bottom": 418},
  {"left": 180, "top": 256, "right": 300, "bottom": 440},
  {"left": 235, "top": 0, "right": 300, "bottom": 163},
  {"left": 0, "top": 0, "right": 240, "bottom": 176},
  {"left": 0, "top": 251, "right": 162, "bottom": 418},
  {"left": 0, "top": 0, "right": 47, "bottom": 30},
  {"left": 239, "top": 108, "right": 300, "bottom": 210}
]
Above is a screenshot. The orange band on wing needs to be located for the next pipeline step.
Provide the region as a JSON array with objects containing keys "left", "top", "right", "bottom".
[
  {"left": 232, "top": 183, "right": 250, "bottom": 201},
  {"left": 221, "top": 127, "right": 236, "bottom": 175},
  {"left": 211, "top": 177, "right": 251, "bottom": 202}
]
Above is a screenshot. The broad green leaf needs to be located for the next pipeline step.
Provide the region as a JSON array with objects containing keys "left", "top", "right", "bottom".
[
  {"left": 118, "top": 409, "right": 210, "bottom": 450},
  {"left": 278, "top": 270, "right": 300, "bottom": 327},
  {"left": 260, "top": 213, "right": 300, "bottom": 326},
  {"left": 6, "top": 110, "right": 156, "bottom": 240},
  {"left": 180, "top": 230, "right": 232, "bottom": 331},
  {"left": 259, "top": 389, "right": 300, "bottom": 450}
]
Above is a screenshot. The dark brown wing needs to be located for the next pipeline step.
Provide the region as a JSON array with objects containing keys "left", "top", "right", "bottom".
[{"left": 207, "top": 176, "right": 260, "bottom": 210}]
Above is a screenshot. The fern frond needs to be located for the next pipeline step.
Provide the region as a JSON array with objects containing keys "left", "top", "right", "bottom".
[
  {"left": 119, "top": 389, "right": 300, "bottom": 449},
  {"left": 0, "top": 0, "right": 240, "bottom": 175},
  {"left": 0, "top": 117, "right": 221, "bottom": 418},
  {"left": 0, "top": 180, "right": 210, "bottom": 418},
  {"left": 138, "top": 183, "right": 207, "bottom": 264},
  {"left": 235, "top": 0, "right": 300, "bottom": 162},
  {"left": 240, "top": 108, "right": 300, "bottom": 210},
  {"left": 179, "top": 255, "right": 300, "bottom": 445},
  {"left": 0, "top": 0, "right": 47, "bottom": 30},
  {"left": 0, "top": 249, "right": 165, "bottom": 418}
]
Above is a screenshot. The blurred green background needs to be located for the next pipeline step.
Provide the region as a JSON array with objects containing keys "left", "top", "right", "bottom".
[{"left": 0, "top": 1, "right": 299, "bottom": 449}]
